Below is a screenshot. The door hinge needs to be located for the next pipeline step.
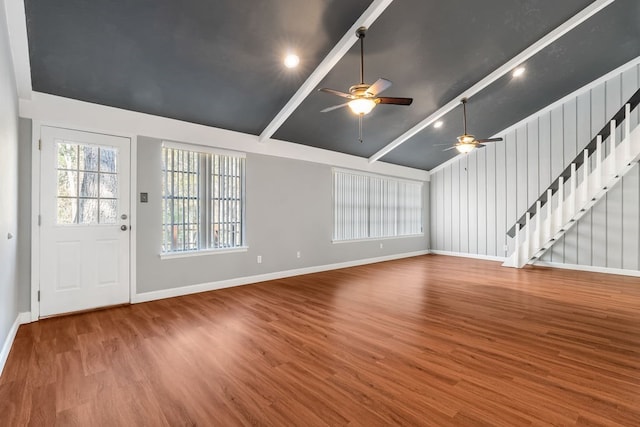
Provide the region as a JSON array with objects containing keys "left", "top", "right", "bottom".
[
  {"left": 37, "top": 290, "right": 40, "bottom": 302},
  {"left": 38, "top": 139, "right": 42, "bottom": 150},
  {"left": 38, "top": 215, "right": 41, "bottom": 226}
]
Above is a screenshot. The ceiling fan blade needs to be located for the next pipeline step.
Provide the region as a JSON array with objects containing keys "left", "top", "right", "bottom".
[
  {"left": 377, "top": 97, "right": 413, "bottom": 105},
  {"left": 443, "top": 146, "right": 458, "bottom": 151},
  {"left": 320, "top": 103, "right": 349, "bottom": 113},
  {"left": 366, "top": 78, "right": 392, "bottom": 96},
  {"left": 319, "top": 88, "right": 353, "bottom": 99},
  {"left": 476, "top": 137, "right": 503, "bottom": 143},
  {"left": 476, "top": 144, "right": 487, "bottom": 149}
]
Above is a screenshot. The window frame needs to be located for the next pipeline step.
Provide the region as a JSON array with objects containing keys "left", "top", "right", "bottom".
[
  {"left": 332, "top": 168, "right": 424, "bottom": 243},
  {"left": 160, "top": 141, "right": 247, "bottom": 258}
]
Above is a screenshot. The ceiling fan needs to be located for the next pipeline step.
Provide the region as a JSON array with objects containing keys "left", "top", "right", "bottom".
[
  {"left": 446, "top": 98, "right": 503, "bottom": 153},
  {"left": 318, "top": 26, "right": 413, "bottom": 143}
]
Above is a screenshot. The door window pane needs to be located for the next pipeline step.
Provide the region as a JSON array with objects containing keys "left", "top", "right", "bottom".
[
  {"left": 79, "top": 199, "right": 98, "bottom": 224},
  {"left": 100, "top": 173, "right": 118, "bottom": 198},
  {"left": 57, "top": 198, "right": 76, "bottom": 224},
  {"left": 99, "top": 200, "right": 117, "bottom": 224},
  {"left": 79, "top": 172, "right": 99, "bottom": 198},
  {"left": 57, "top": 143, "right": 78, "bottom": 170},
  {"left": 100, "top": 148, "right": 117, "bottom": 173},
  {"left": 56, "top": 141, "right": 119, "bottom": 225},
  {"left": 57, "top": 170, "right": 78, "bottom": 197},
  {"left": 80, "top": 145, "right": 99, "bottom": 171}
]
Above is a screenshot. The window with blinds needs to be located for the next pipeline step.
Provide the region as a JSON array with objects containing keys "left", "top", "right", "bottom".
[
  {"left": 333, "top": 170, "right": 423, "bottom": 241},
  {"left": 161, "top": 143, "right": 246, "bottom": 254}
]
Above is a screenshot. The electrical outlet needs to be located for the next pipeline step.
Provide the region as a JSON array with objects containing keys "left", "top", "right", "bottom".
[
  {"left": 380, "top": 243, "right": 383, "bottom": 249},
  {"left": 257, "top": 255, "right": 262, "bottom": 264},
  {"left": 296, "top": 251, "right": 301, "bottom": 258}
]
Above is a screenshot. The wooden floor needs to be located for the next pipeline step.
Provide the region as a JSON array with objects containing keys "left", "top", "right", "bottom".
[{"left": 1, "top": 255, "right": 640, "bottom": 426}]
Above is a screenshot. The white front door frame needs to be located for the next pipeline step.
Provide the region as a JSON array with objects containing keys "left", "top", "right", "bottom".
[{"left": 30, "top": 120, "right": 138, "bottom": 321}]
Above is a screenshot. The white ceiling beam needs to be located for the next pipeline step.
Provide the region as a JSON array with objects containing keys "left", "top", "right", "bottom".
[
  {"left": 3, "top": 0, "right": 33, "bottom": 99},
  {"left": 259, "top": 0, "right": 394, "bottom": 143},
  {"left": 368, "top": 0, "right": 616, "bottom": 164}
]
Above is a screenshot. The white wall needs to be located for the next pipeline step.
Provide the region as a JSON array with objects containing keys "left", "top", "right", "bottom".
[
  {"left": 430, "top": 61, "right": 640, "bottom": 272},
  {"left": 0, "top": 0, "right": 20, "bottom": 364}
]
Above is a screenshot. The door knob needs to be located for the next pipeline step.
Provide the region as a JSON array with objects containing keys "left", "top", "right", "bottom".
[{"left": 121, "top": 225, "right": 128, "bottom": 231}]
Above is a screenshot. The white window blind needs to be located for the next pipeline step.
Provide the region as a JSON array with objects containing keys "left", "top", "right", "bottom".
[
  {"left": 333, "top": 170, "right": 423, "bottom": 241},
  {"left": 397, "top": 180, "right": 423, "bottom": 236},
  {"left": 162, "top": 143, "right": 245, "bottom": 253}
]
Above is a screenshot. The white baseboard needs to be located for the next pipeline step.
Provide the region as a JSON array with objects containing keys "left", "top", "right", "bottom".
[
  {"left": 532, "top": 261, "right": 640, "bottom": 277},
  {"left": 0, "top": 312, "right": 31, "bottom": 378},
  {"left": 18, "top": 312, "right": 32, "bottom": 324},
  {"left": 133, "top": 250, "right": 430, "bottom": 303},
  {"left": 429, "top": 250, "right": 507, "bottom": 263}
]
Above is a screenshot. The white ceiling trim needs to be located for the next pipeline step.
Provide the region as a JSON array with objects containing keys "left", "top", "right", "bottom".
[
  {"left": 258, "top": 0, "right": 394, "bottom": 143},
  {"left": 368, "top": 0, "right": 617, "bottom": 164},
  {"left": 3, "top": 0, "right": 32, "bottom": 99},
  {"left": 21, "top": 91, "right": 429, "bottom": 181}
]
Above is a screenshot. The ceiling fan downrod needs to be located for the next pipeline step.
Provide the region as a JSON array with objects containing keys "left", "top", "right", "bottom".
[
  {"left": 356, "top": 27, "right": 366, "bottom": 85},
  {"left": 461, "top": 97, "right": 468, "bottom": 135}
]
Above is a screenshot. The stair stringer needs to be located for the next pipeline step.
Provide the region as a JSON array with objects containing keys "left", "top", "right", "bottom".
[{"left": 504, "top": 114, "right": 640, "bottom": 268}]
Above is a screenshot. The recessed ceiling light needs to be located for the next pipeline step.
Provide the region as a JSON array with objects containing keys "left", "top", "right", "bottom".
[
  {"left": 434, "top": 121, "right": 443, "bottom": 128},
  {"left": 284, "top": 53, "right": 300, "bottom": 69},
  {"left": 513, "top": 67, "right": 526, "bottom": 77}
]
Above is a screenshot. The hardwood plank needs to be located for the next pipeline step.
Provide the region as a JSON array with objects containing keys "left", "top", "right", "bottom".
[{"left": 1, "top": 255, "right": 640, "bottom": 426}]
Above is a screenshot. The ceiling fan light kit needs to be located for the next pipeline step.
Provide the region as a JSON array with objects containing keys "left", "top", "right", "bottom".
[
  {"left": 447, "top": 98, "right": 503, "bottom": 154},
  {"left": 455, "top": 142, "right": 476, "bottom": 154},
  {"left": 319, "top": 26, "right": 413, "bottom": 142},
  {"left": 348, "top": 98, "right": 377, "bottom": 115}
]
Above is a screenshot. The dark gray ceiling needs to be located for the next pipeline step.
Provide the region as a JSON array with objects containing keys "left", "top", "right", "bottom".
[
  {"left": 24, "top": 0, "right": 640, "bottom": 171},
  {"left": 25, "top": 0, "right": 373, "bottom": 134}
]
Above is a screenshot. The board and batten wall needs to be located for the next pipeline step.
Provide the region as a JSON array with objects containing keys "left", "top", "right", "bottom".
[{"left": 430, "top": 61, "right": 640, "bottom": 273}]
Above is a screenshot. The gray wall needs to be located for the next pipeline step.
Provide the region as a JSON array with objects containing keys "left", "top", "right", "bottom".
[
  {"left": 0, "top": 0, "right": 20, "bottom": 351},
  {"left": 430, "top": 64, "right": 640, "bottom": 270},
  {"left": 17, "top": 118, "right": 31, "bottom": 311},
  {"left": 137, "top": 136, "right": 429, "bottom": 294}
]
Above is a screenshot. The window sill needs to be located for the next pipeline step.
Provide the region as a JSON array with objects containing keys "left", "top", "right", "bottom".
[{"left": 160, "top": 246, "right": 249, "bottom": 260}]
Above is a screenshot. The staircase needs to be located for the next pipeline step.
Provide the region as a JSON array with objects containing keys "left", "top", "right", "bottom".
[{"left": 504, "top": 91, "right": 640, "bottom": 268}]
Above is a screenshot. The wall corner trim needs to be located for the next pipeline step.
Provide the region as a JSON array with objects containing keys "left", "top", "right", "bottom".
[
  {"left": 0, "top": 312, "right": 31, "bottom": 378},
  {"left": 133, "top": 250, "right": 430, "bottom": 303}
]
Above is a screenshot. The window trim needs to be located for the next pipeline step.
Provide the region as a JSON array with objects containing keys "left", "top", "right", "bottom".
[
  {"left": 159, "top": 246, "right": 249, "bottom": 260},
  {"left": 161, "top": 141, "right": 246, "bottom": 256},
  {"left": 162, "top": 140, "right": 246, "bottom": 158},
  {"left": 332, "top": 168, "right": 424, "bottom": 243}
]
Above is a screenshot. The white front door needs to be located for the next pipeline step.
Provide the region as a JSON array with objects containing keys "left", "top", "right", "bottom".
[{"left": 39, "top": 126, "right": 131, "bottom": 317}]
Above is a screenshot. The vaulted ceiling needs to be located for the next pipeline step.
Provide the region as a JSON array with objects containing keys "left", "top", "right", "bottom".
[{"left": 23, "top": 0, "right": 640, "bottom": 170}]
